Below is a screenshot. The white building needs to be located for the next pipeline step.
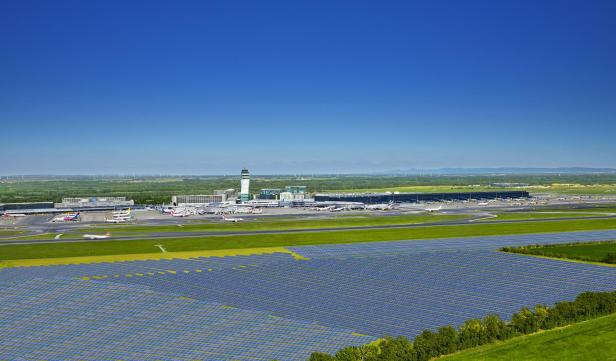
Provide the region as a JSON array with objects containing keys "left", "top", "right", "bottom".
[
  {"left": 279, "top": 192, "right": 305, "bottom": 202},
  {"left": 55, "top": 197, "right": 134, "bottom": 208},
  {"left": 172, "top": 194, "right": 226, "bottom": 206}
]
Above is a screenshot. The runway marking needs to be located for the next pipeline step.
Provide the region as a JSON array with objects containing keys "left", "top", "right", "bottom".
[{"left": 470, "top": 214, "right": 498, "bottom": 222}]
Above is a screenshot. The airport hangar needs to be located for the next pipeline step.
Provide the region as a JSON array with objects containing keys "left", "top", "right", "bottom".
[
  {"left": 314, "top": 190, "right": 530, "bottom": 204},
  {"left": 0, "top": 197, "right": 135, "bottom": 215}
]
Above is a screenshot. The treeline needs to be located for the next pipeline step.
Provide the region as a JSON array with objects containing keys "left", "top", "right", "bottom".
[
  {"left": 2, "top": 174, "right": 616, "bottom": 204},
  {"left": 501, "top": 241, "right": 616, "bottom": 264},
  {"left": 308, "top": 289, "right": 616, "bottom": 361}
]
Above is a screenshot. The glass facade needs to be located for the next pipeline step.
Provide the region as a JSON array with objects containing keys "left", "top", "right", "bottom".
[{"left": 315, "top": 191, "right": 530, "bottom": 204}]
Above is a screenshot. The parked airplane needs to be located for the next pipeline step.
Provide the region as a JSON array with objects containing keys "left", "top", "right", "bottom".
[
  {"left": 425, "top": 205, "right": 443, "bottom": 212},
  {"left": 2, "top": 211, "right": 27, "bottom": 218},
  {"left": 312, "top": 206, "right": 335, "bottom": 211},
  {"left": 83, "top": 232, "right": 111, "bottom": 240},
  {"left": 171, "top": 210, "right": 189, "bottom": 217},
  {"left": 105, "top": 218, "right": 127, "bottom": 223},
  {"left": 365, "top": 201, "right": 395, "bottom": 211},
  {"left": 112, "top": 208, "right": 131, "bottom": 217},
  {"left": 52, "top": 212, "right": 80, "bottom": 222},
  {"left": 222, "top": 215, "right": 243, "bottom": 222}
]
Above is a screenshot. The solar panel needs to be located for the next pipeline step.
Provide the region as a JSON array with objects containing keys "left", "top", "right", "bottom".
[{"left": 1, "top": 229, "right": 616, "bottom": 360}]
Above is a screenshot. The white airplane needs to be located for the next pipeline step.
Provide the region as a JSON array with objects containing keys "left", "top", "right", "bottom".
[
  {"left": 105, "top": 218, "right": 127, "bottom": 223},
  {"left": 222, "top": 215, "right": 243, "bottom": 222},
  {"left": 171, "top": 211, "right": 188, "bottom": 217},
  {"left": 112, "top": 208, "right": 131, "bottom": 217},
  {"left": 477, "top": 202, "right": 489, "bottom": 206},
  {"left": 51, "top": 212, "right": 80, "bottom": 222},
  {"left": 83, "top": 232, "right": 111, "bottom": 240},
  {"left": 365, "top": 201, "right": 394, "bottom": 211},
  {"left": 330, "top": 207, "right": 345, "bottom": 212},
  {"left": 313, "top": 206, "right": 335, "bottom": 211},
  {"left": 425, "top": 205, "right": 443, "bottom": 212},
  {"left": 2, "top": 211, "right": 27, "bottom": 218}
]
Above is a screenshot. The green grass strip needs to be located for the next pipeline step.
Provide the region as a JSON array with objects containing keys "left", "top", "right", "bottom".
[
  {"left": 1, "top": 218, "right": 616, "bottom": 262},
  {"left": 439, "top": 313, "right": 616, "bottom": 361}
]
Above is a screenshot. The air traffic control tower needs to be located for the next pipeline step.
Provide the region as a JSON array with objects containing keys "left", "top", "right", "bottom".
[{"left": 240, "top": 168, "right": 250, "bottom": 202}]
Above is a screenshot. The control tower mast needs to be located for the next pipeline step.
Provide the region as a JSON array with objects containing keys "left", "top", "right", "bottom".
[{"left": 240, "top": 168, "right": 250, "bottom": 202}]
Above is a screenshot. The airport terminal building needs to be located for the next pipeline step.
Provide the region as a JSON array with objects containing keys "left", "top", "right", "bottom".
[
  {"left": 0, "top": 202, "right": 55, "bottom": 212},
  {"left": 172, "top": 194, "right": 226, "bottom": 206},
  {"left": 55, "top": 197, "right": 134, "bottom": 208},
  {"left": 314, "top": 191, "right": 530, "bottom": 204}
]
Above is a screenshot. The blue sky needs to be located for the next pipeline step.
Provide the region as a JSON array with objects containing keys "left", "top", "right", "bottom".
[{"left": 1, "top": 0, "right": 615, "bottom": 174}]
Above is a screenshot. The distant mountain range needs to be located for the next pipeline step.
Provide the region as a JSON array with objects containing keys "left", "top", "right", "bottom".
[
  {"left": 381, "top": 167, "right": 616, "bottom": 175},
  {"left": 2, "top": 167, "right": 616, "bottom": 178}
]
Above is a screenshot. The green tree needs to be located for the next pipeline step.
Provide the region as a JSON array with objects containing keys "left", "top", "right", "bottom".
[
  {"left": 533, "top": 304, "right": 550, "bottom": 330},
  {"left": 482, "top": 314, "right": 508, "bottom": 342},
  {"left": 435, "top": 325, "right": 457, "bottom": 355},
  {"left": 511, "top": 307, "right": 534, "bottom": 334},
  {"left": 377, "top": 336, "right": 416, "bottom": 361},
  {"left": 413, "top": 330, "right": 439, "bottom": 361},
  {"left": 334, "top": 345, "right": 378, "bottom": 361},
  {"left": 457, "top": 319, "right": 487, "bottom": 349},
  {"left": 309, "top": 353, "right": 336, "bottom": 361}
]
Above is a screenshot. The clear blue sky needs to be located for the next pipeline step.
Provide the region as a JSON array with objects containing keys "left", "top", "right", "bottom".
[{"left": 1, "top": 0, "right": 615, "bottom": 174}]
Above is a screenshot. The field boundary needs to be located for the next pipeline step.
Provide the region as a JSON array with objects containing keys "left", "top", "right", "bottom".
[
  {"left": 498, "top": 250, "right": 616, "bottom": 268},
  {"left": 0, "top": 246, "right": 307, "bottom": 268}
]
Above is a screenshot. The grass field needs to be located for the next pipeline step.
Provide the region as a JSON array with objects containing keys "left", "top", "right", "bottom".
[
  {"left": 2, "top": 218, "right": 616, "bottom": 265},
  {"left": 484, "top": 211, "right": 613, "bottom": 222},
  {"left": 0, "top": 230, "right": 24, "bottom": 237},
  {"left": 2, "top": 233, "right": 60, "bottom": 240},
  {"left": 439, "top": 313, "right": 616, "bottom": 361},
  {"left": 502, "top": 241, "right": 616, "bottom": 264},
  {"left": 538, "top": 206, "right": 616, "bottom": 213}
]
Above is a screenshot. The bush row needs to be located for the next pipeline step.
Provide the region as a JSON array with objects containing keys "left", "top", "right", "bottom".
[{"left": 308, "top": 289, "right": 616, "bottom": 361}]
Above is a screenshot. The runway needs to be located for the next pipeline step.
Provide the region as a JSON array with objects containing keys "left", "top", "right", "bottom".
[{"left": 2, "top": 213, "right": 616, "bottom": 246}]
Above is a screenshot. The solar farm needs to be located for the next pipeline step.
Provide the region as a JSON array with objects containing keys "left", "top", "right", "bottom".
[{"left": 2, "top": 230, "right": 616, "bottom": 360}]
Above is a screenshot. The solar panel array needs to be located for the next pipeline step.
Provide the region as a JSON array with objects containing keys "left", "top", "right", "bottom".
[
  {"left": 0, "top": 278, "right": 372, "bottom": 360},
  {"left": 1, "top": 229, "right": 616, "bottom": 360}
]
